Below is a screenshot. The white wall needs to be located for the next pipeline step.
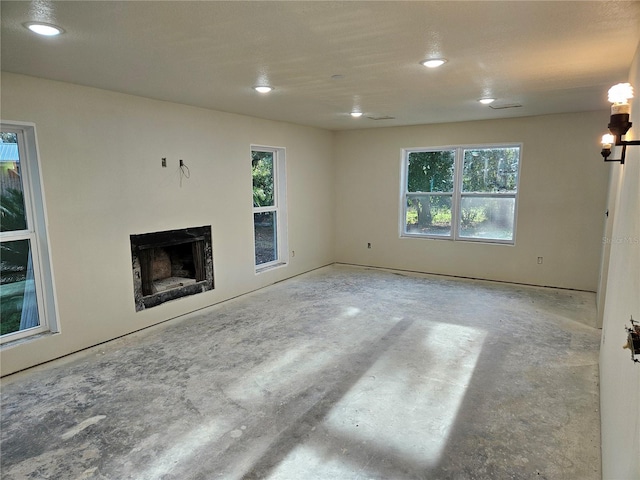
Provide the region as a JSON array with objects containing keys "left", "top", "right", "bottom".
[
  {"left": 0, "top": 73, "right": 335, "bottom": 376},
  {"left": 599, "top": 41, "right": 640, "bottom": 480},
  {"left": 333, "top": 112, "right": 609, "bottom": 291}
]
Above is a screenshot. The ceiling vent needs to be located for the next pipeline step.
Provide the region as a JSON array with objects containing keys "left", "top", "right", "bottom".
[
  {"left": 367, "top": 115, "right": 396, "bottom": 120},
  {"left": 489, "top": 103, "right": 523, "bottom": 110}
]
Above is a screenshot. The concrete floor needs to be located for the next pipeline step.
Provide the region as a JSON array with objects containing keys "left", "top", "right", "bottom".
[{"left": 1, "top": 265, "right": 601, "bottom": 480}]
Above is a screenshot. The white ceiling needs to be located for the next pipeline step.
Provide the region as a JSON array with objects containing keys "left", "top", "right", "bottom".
[{"left": 1, "top": 1, "right": 639, "bottom": 131}]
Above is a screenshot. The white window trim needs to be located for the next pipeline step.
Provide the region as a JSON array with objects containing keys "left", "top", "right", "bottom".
[
  {"left": 399, "top": 143, "right": 521, "bottom": 245},
  {"left": 1, "top": 121, "right": 58, "bottom": 344},
  {"left": 251, "top": 145, "right": 288, "bottom": 273}
]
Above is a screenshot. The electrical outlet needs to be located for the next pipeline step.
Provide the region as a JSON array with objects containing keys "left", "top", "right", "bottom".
[
  {"left": 291, "top": 250, "right": 295, "bottom": 257},
  {"left": 367, "top": 242, "right": 372, "bottom": 249},
  {"left": 537, "top": 256, "right": 543, "bottom": 264},
  {"left": 161, "top": 157, "right": 167, "bottom": 167}
]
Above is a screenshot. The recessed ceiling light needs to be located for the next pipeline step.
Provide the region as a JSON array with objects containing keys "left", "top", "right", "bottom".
[
  {"left": 479, "top": 98, "right": 496, "bottom": 105},
  {"left": 421, "top": 58, "right": 447, "bottom": 68},
  {"left": 350, "top": 112, "right": 363, "bottom": 118},
  {"left": 24, "top": 22, "right": 64, "bottom": 36},
  {"left": 253, "top": 86, "right": 273, "bottom": 94}
]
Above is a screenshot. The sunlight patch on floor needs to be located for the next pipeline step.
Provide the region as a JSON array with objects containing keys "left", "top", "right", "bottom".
[
  {"left": 133, "top": 419, "right": 229, "bottom": 480},
  {"left": 268, "top": 322, "right": 486, "bottom": 477},
  {"left": 267, "top": 443, "right": 374, "bottom": 480},
  {"left": 225, "top": 340, "right": 324, "bottom": 401},
  {"left": 226, "top": 306, "right": 364, "bottom": 402}
]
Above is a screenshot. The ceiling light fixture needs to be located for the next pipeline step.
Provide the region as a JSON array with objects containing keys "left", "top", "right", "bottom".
[
  {"left": 600, "top": 83, "right": 639, "bottom": 164},
  {"left": 253, "top": 86, "right": 273, "bottom": 94},
  {"left": 478, "top": 98, "right": 496, "bottom": 105},
  {"left": 23, "top": 22, "right": 64, "bottom": 36},
  {"left": 350, "top": 112, "right": 363, "bottom": 118},
  {"left": 421, "top": 58, "right": 447, "bottom": 68}
]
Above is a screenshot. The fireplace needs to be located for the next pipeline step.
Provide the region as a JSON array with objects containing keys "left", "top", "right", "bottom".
[{"left": 130, "top": 226, "right": 214, "bottom": 311}]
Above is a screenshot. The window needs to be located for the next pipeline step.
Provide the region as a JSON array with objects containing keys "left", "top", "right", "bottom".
[
  {"left": 252, "top": 146, "right": 287, "bottom": 271},
  {"left": 402, "top": 145, "right": 520, "bottom": 244},
  {"left": 1, "top": 122, "right": 57, "bottom": 343}
]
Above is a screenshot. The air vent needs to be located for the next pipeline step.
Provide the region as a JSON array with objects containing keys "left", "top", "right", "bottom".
[
  {"left": 367, "top": 115, "right": 396, "bottom": 120},
  {"left": 489, "top": 103, "right": 522, "bottom": 110}
]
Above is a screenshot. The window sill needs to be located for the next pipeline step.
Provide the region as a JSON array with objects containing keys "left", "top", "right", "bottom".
[
  {"left": 0, "top": 330, "right": 58, "bottom": 350},
  {"left": 401, "top": 233, "right": 514, "bottom": 245},
  {"left": 255, "top": 261, "right": 288, "bottom": 274}
]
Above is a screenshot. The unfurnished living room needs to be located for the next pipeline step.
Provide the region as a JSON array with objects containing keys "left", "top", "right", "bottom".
[{"left": 0, "top": 2, "right": 639, "bottom": 479}]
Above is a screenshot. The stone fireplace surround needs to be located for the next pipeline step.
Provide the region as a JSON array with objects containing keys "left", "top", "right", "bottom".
[{"left": 130, "top": 226, "right": 214, "bottom": 311}]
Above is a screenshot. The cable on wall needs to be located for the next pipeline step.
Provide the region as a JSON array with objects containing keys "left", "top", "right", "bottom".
[{"left": 179, "top": 159, "right": 190, "bottom": 187}]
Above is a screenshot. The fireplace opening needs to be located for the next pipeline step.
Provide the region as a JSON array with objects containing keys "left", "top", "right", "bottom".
[
  {"left": 140, "top": 241, "right": 203, "bottom": 295},
  {"left": 130, "top": 226, "right": 213, "bottom": 311}
]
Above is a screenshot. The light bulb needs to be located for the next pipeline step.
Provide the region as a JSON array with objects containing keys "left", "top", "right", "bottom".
[
  {"left": 350, "top": 112, "right": 363, "bottom": 118},
  {"left": 601, "top": 134, "right": 614, "bottom": 148},
  {"left": 608, "top": 83, "right": 634, "bottom": 104}
]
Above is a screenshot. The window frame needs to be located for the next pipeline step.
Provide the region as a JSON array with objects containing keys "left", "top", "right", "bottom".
[
  {"left": 400, "top": 143, "right": 521, "bottom": 245},
  {"left": 1, "top": 121, "right": 58, "bottom": 344},
  {"left": 251, "top": 145, "right": 288, "bottom": 273}
]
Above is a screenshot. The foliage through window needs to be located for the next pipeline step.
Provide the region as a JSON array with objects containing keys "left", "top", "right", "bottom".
[
  {"left": 1, "top": 123, "right": 56, "bottom": 342},
  {"left": 402, "top": 145, "right": 520, "bottom": 243},
  {"left": 252, "top": 146, "right": 287, "bottom": 270}
]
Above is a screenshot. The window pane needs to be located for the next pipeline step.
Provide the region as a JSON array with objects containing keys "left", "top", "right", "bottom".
[
  {"left": 462, "top": 147, "right": 519, "bottom": 193},
  {"left": 0, "top": 239, "right": 40, "bottom": 335},
  {"left": 0, "top": 133, "right": 27, "bottom": 232},
  {"left": 254, "top": 211, "right": 277, "bottom": 265},
  {"left": 459, "top": 196, "right": 515, "bottom": 240},
  {"left": 405, "top": 195, "right": 452, "bottom": 236},
  {"left": 407, "top": 150, "right": 455, "bottom": 193},
  {"left": 252, "top": 151, "right": 274, "bottom": 208}
]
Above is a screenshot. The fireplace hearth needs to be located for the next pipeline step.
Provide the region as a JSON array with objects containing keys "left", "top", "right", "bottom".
[{"left": 130, "top": 226, "right": 214, "bottom": 311}]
